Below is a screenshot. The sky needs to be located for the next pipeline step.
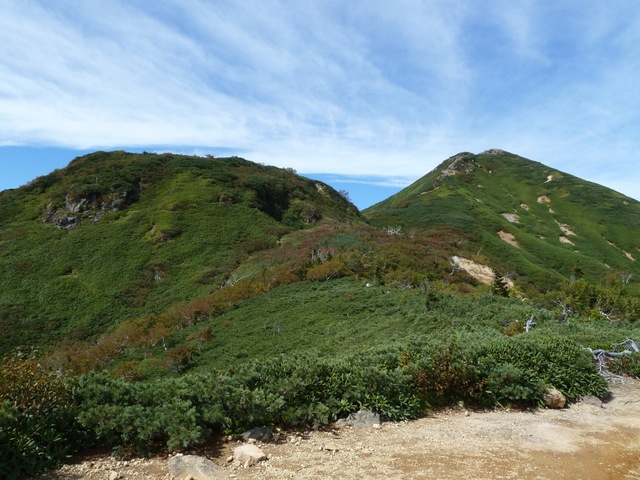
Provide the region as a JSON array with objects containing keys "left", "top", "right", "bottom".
[{"left": 1, "top": 1, "right": 639, "bottom": 210}]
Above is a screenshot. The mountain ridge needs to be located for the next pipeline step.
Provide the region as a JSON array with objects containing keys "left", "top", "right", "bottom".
[
  {"left": 364, "top": 149, "right": 640, "bottom": 291},
  {"left": 1, "top": 148, "right": 638, "bottom": 367},
  {"left": 3, "top": 149, "right": 640, "bottom": 477}
]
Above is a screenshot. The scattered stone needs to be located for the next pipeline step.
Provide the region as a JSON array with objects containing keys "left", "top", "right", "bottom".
[
  {"left": 233, "top": 444, "right": 267, "bottom": 467},
  {"left": 544, "top": 387, "right": 567, "bottom": 409},
  {"left": 241, "top": 426, "right": 273, "bottom": 442},
  {"left": 322, "top": 443, "right": 339, "bottom": 452},
  {"left": 372, "top": 423, "right": 381, "bottom": 430},
  {"left": 247, "top": 438, "right": 257, "bottom": 444},
  {"left": 108, "top": 471, "right": 120, "bottom": 480},
  {"left": 168, "top": 454, "right": 226, "bottom": 480},
  {"left": 581, "top": 395, "right": 604, "bottom": 408}
]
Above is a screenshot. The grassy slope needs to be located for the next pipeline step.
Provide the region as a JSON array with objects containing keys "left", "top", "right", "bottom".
[
  {"left": 0, "top": 152, "right": 359, "bottom": 353},
  {"left": 119, "top": 276, "right": 640, "bottom": 378},
  {"left": 364, "top": 150, "right": 640, "bottom": 292},
  {"left": 1, "top": 149, "right": 639, "bottom": 377}
]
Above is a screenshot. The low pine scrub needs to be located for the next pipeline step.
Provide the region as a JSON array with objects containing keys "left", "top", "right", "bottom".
[
  {"left": 0, "top": 334, "right": 614, "bottom": 472},
  {"left": 70, "top": 335, "right": 606, "bottom": 455}
]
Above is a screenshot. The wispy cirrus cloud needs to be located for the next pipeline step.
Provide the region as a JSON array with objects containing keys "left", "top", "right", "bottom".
[{"left": 1, "top": 1, "right": 639, "bottom": 201}]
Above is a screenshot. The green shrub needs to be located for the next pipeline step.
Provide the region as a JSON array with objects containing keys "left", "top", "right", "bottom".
[
  {"left": 68, "top": 334, "right": 608, "bottom": 456},
  {"left": 609, "top": 353, "right": 640, "bottom": 378},
  {"left": 0, "top": 353, "right": 84, "bottom": 479}
]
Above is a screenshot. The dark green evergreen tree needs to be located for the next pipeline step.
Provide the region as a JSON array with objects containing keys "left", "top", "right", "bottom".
[{"left": 492, "top": 275, "right": 509, "bottom": 297}]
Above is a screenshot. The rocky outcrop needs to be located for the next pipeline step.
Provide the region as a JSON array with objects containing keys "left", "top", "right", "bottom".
[
  {"left": 43, "top": 186, "right": 140, "bottom": 229},
  {"left": 439, "top": 152, "right": 476, "bottom": 179},
  {"left": 480, "top": 148, "right": 508, "bottom": 155},
  {"left": 167, "top": 454, "right": 226, "bottom": 480}
]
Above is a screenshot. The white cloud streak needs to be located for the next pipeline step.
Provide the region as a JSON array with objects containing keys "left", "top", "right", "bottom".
[{"left": 0, "top": 1, "right": 639, "bottom": 199}]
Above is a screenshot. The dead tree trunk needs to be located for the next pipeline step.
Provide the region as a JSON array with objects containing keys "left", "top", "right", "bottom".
[
  {"left": 525, "top": 314, "right": 536, "bottom": 332},
  {"left": 586, "top": 338, "right": 639, "bottom": 381}
]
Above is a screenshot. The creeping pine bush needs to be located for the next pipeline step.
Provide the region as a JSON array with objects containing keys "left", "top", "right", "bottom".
[
  {"left": 3, "top": 335, "right": 608, "bottom": 463},
  {"left": 69, "top": 335, "right": 608, "bottom": 456},
  {"left": 0, "top": 353, "right": 84, "bottom": 479}
]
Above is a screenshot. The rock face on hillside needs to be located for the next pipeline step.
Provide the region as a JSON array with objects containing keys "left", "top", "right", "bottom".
[
  {"left": 42, "top": 186, "right": 140, "bottom": 229},
  {"left": 439, "top": 152, "right": 477, "bottom": 179}
]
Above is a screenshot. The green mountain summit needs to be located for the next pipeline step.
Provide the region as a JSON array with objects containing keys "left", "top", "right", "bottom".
[{"left": 365, "top": 149, "right": 640, "bottom": 292}]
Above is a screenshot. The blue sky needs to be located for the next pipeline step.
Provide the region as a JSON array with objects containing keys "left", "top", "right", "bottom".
[{"left": 1, "top": 1, "right": 639, "bottom": 209}]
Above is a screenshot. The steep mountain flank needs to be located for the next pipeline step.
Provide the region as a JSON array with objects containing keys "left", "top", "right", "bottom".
[
  {"left": 364, "top": 149, "right": 640, "bottom": 292},
  {"left": 2, "top": 149, "right": 639, "bottom": 362},
  {"left": 0, "top": 152, "right": 359, "bottom": 353}
]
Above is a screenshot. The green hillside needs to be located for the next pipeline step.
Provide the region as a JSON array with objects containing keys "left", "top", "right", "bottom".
[
  {"left": 2, "top": 149, "right": 640, "bottom": 477},
  {"left": 0, "top": 151, "right": 358, "bottom": 353},
  {"left": 364, "top": 149, "right": 640, "bottom": 293}
]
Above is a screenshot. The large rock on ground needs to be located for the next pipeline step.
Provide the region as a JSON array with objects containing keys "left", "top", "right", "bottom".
[
  {"left": 168, "top": 454, "right": 226, "bottom": 480},
  {"left": 241, "top": 426, "right": 273, "bottom": 442},
  {"left": 544, "top": 387, "right": 567, "bottom": 409},
  {"left": 233, "top": 444, "right": 267, "bottom": 467},
  {"left": 336, "top": 409, "right": 381, "bottom": 428}
]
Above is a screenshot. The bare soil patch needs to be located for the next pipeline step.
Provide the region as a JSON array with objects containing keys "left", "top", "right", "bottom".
[
  {"left": 450, "top": 256, "right": 494, "bottom": 284},
  {"left": 501, "top": 213, "right": 520, "bottom": 223},
  {"left": 498, "top": 230, "right": 519, "bottom": 248},
  {"left": 40, "top": 379, "right": 640, "bottom": 480}
]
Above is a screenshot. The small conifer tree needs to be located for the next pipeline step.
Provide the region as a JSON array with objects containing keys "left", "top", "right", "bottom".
[{"left": 492, "top": 275, "right": 509, "bottom": 297}]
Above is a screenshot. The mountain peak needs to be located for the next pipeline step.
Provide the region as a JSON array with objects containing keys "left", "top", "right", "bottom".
[
  {"left": 439, "top": 152, "right": 476, "bottom": 179},
  {"left": 365, "top": 150, "right": 640, "bottom": 293},
  {"left": 479, "top": 148, "right": 510, "bottom": 155}
]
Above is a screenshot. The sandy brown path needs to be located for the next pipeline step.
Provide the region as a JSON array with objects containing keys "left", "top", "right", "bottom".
[{"left": 40, "top": 378, "right": 640, "bottom": 480}]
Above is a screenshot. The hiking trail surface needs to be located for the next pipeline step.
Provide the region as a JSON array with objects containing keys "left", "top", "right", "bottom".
[{"left": 39, "top": 377, "right": 640, "bottom": 479}]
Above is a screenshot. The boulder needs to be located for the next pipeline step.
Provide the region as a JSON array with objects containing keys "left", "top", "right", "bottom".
[
  {"left": 543, "top": 387, "right": 566, "bottom": 409},
  {"left": 336, "top": 409, "right": 381, "bottom": 428},
  {"left": 241, "top": 426, "right": 273, "bottom": 442},
  {"left": 233, "top": 444, "right": 267, "bottom": 467},
  {"left": 167, "top": 455, "right": 226, "bottom": 480}
]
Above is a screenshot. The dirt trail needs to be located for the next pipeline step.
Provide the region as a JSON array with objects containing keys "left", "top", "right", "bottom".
[{"left": 40, "top": 378, "right": 640, "bottom": 480}]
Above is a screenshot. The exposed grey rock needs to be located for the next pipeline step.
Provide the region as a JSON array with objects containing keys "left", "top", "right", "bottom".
[
  {"left": 581, "top": 395, "right": 604, "bottom": 408},
  {"left": 543, "top": 387, "right": 567, "bottom": 409},
  {"left": 48, "top": 212, "right": 80, "bottom": 230},
  {"left": 439, "top": 152, "right": 476, "bottom": 179},
  {"left": 480, "top": 148, "right": 508, "bottom": 155},
  {"left": 65, "top": 191, "right": 92, "bottom": 213},
  {"left": 241, "top": 426, "right": 273, "bottom": 442},
  {"left": 233, "top": 444, "right": 267, "bottom": 467},
  {"left": 336, "top": 409, "right": 381, "bottom": 428},
  {"left": 168, "top": 454, "right": 226, "bottom": 480}
]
